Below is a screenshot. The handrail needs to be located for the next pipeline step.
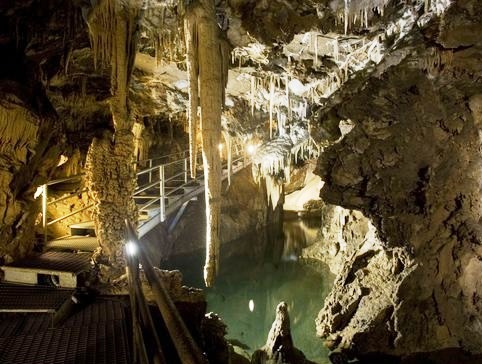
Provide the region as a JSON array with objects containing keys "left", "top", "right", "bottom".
[
  {"left": 46, "top": 174, "right": 84, "bottom": 186},
  {"left": 40, "top": 146, "right": 248, "bottom": 244},
  {"left": 125, "top": 236, "right": 166, "bottom": 364},
  {"left": 125, "top": 221, "right": 208, "bottom": 364},
  {"left": 46, "top": 204, "right": 95, "bottom": 226},
  {"left": 47, "top": 188, "right": 88, "bottom": 206},
  {"left": 136, "top": 149, "right": 189, "bottom": 165}
]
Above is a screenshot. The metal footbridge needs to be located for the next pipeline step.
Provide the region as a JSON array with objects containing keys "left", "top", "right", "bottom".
[
  {"left": 1, "top": 146, "right": 249, "bottom": 288},
  {"left": 0, "top": 148, "right": 249, "bottom": 364},
  {"left": 44, "top": 147, "right": 248, "bottom": 250}
]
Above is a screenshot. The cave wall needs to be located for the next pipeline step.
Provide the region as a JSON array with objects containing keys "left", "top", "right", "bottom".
[
  {"left": 302, "top": 204, "right": 377, "bottom": 276},
  {"left": 0, "top": 80, "right": 64, "bottom": 263},
  {"left": 166, "top": 166, "right": 281, "bottom": 258},
  {"left": 314, "top": 1, "right": 482, "bottom": 357}
]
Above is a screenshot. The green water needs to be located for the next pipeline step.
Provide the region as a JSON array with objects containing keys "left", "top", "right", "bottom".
[{"left": 163, "top": 218, "right": 334, "bottom": 363}]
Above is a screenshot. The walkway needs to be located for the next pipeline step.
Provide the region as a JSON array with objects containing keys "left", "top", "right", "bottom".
[{"left": 40, "top": 147, "right": 248, "bottom": 253}]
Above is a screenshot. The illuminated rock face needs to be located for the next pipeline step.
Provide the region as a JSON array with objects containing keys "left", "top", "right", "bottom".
[
  {"left": 252, "top": 302, "right": 316, "bottom": 364},
  {"left": 314, "top": 2, "right": 482, "bottom": 357},
  {"left": 1, "top": 0, "right": 482, "bottom": 361},
  {"left": 0, "top": 80, "right": 63, "bottom": 264},
  {"left": 85, "top": 130, "right": 138, "bottom": 283}
]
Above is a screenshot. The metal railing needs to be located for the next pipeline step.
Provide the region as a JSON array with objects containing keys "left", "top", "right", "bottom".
[
  {"left": 40, "top": 174, "right": 93, "bottom": 243},
  {"left": 135, "top": 148, "right": 248, "bottom": 237},
  {"left": 125, "top": 221, "right": 207, "bottom": 364},
  {"left": 39, "top": 147, "right": 249, "bottom": 243}
]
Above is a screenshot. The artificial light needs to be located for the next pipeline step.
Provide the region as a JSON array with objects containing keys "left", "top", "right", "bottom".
[
  {"left": 34, "top": 186, "right": 44, "bottom": 199},
  {"left": 125, "top": 241, "right": 138, "bottom": 256},
  {"left": 57, "top": 155, "right": 68, "bottom": 167}
]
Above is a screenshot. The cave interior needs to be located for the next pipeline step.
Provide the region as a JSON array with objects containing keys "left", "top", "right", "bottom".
[{"left": 0, "top": 0, "right": 482, "bottom": 363}]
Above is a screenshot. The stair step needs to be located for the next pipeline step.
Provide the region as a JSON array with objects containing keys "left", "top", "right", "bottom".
[
  {"left": 0, "top": 252, "right": 91, "bottom": 288},
  {"left": 69, "top": 221, "right": 96, "bottom": 236},
  {"left": 45, "top": 235, "right": 98, "bottom": 252}
]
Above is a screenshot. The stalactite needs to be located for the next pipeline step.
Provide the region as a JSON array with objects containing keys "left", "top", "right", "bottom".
[
  {"left": 314, "top": 33, "right": 319, "bottom": 67},
  {"left": 269, "top": 75, "right": 274, "bottom": 139},
  {"left": 422, "top": 48, "right": 453, "bottom": 74},
  {"left": 132, "top": 122, "right": 146, "bottom": 161},
  {"left": 251, "top": 75, "right": 255, "bottom": 116},
  {"left": 85, "top": 0, "right": 116, "bottom": 69},
  {"left": 184, "top": 11, "right": 199, "bottom": 178},
  {"left": 344, "top": 0, "right": 349, "bottom": 35},
  {"left": 222, "top": 131, "right": 232, "bottom": 186},
  {"left": 335, "top": 0, "right": 390, "bottom": 32},
  {"left": 285, "top": 75, "right": 290, "bottom": 122},
  {"left": 184, "top": 0, "right": 226, "bottom": 287}
]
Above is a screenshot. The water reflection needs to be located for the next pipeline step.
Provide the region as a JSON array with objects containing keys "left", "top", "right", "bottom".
[{"left": 163, "top": 218, "right": 334, "bottom": 364}]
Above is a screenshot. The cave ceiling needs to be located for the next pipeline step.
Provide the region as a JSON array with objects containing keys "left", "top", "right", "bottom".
[{"left": 1, "top": 0, "right": 467, "bottom": 154}]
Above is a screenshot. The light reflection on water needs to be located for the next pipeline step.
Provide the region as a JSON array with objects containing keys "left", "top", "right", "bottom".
[{"left": 163, "top": 218, "right": 334, "bottom": 364}]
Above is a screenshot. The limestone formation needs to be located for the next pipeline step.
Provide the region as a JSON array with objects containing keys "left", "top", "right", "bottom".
[
  {"left": 313, "top": 1, "right": 482, "bottom": 358},
  {"left": 252, "top": 302, "right": 316, "bottom": 364},
  {"left": 184, "top": 0, "right": 229, "bottom": 287},
  {"left": 85, "top": 130, "right": 137, "bottom": 283},
  {"left": 84, "top": 0, "right": 142, "bottom": 282},
  {"left": 1, "top": 0, "right": 482, "bottom": 363}
]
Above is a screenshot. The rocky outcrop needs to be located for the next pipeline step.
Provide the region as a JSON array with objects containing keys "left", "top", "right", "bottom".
[
  {"left": 314, "top": 1, "right": 482, "bottom": 359},
  {"left": 302, "top": 205, "right": 378, "bottom": 276},
  {"left": 252, "top": 302, "right": 316, "bottom": 364}
]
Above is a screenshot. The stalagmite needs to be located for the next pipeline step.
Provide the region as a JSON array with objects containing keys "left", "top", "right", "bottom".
[
  {"left": 314, "top": 33, "right": 318, "bottom": 67},
  {"left": 184, "top": 0, "right": 226, "bottom": 287},
  {"left": 269, "top": 75, "right": 274, "bottom": 139},
  {"left": 344, "top": 0, "right": 349, "bottom": 34},
  {"left": 223, "top": 131, "right": 232, "bottom": 186},
  {"left": 251, "top": 75, "right": 255, "bottom": 116}
]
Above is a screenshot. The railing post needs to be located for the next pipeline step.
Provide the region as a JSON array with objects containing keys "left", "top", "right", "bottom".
[
  {"left": 159, "top": 165, "right": 165, "bottom": 222},
  {"left": 42, "top": 184, "right": 48, "bottom": 244},
  {"left": 149, "top": 159, "right": 153, "bottom": 184},
  {"left": 184, "top": 158, "right": 188, "bottom": 184}
]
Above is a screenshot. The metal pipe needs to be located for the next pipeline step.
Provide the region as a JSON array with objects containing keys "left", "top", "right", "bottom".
[
  {"left": 47, "top": 188, "right": 89, "bottom": 206},
  {"left": 135, "top": 180, "right": 162, "bottom": 195},
  {"left": 46, "top": 174, "right": 84, "bottom": 186},
  {"left": 46, "top": 204, "right": 94, "bottom": 226},
  {"left": 164, "top": 171, "right": 186, "bottom": 183},
  {"left": 159, "top": 166, "right": 165, "bottom": 221},
  {"left": 139, "top": 197, "right": 162, "bottom": 211},
  {"left": 136, "top": 149, "right": 189, "bottom": 165},
  {"left": 126, "top": 261, "right": 149, "bottom": 364},
  {"left": 125, "top": 222, "right": 207, "bottom": 364},
  {"left": 42, "top": 184, "right": 47, "bottom": 244},
  {"left": 149, "top": 159, "right": 153, "bottom": 184},
  {"left": 126, "top": 249, "right": 166, "bottom": 364}
]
